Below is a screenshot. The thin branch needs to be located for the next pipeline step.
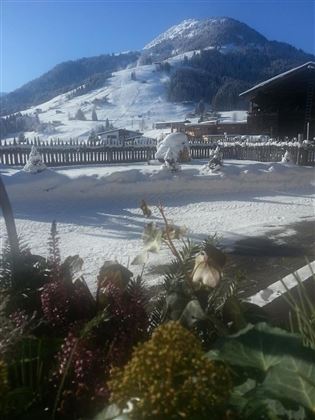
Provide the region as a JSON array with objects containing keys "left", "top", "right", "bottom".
[{"left": 157, "top": 204, "right": 182, "bottom": 262}]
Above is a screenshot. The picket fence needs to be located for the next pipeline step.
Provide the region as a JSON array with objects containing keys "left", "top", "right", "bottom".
[
  {"left": 0, "top": 142, "right": 314, "bottom": 166},
  {"left": 190, "top": 144, "right": 315, "bottom": 166}
]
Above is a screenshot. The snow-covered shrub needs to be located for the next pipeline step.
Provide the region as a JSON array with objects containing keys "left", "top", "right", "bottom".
[
  {"left": 281, "top": 150, "right": 295, "bottom": 164},
  {"left": 155, "top": 132, "right": 190, "bottom": 163},
  {"left": 23, "top": 146, "right": 46, "bottom": 173},
  {"left": 204, "top": 146, "right": 223, "bottom": 173},
  {"left": 161, "top": 147, "right": 181, "bottom": 172}
]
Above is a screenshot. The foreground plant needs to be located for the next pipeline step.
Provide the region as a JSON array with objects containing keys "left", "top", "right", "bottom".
[
  {"left": 208, "top": 322, "right": 315, "bottom": 419},
  {"left": 134, "top": 205, "right": 258, "bottom": 347},
  {"left": 0, "top": 220, "right": 151, "bottom": 419},
  {"left": 109, "top": 321, "right": 232, "bottom": 420},
  {"left": 281, "top": 269, "right": 315, "bottom": 350}
]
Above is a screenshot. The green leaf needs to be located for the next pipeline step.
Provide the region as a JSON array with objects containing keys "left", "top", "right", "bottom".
[
  {"left": 229, "top": 378, "right": 256, "bottom": 413},
  {"left": 208, "top": 323, "right": 315, "bottom": 415},
  {"left": 179, "top": 299, "right": 207, "bottom": 328},
  {"left": 262, "top": 357, "right": 315, "bottom": 414},
  {"left": 210, "top": 323, "right": 310, "bottom": 372},
  {"left": 165, "top": 293, "right": 189, "bottom": 321}
]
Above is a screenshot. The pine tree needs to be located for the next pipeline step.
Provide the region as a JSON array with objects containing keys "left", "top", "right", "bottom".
[
  {"left": 23, "top": 146, "right": 46, "bottom": 173},
  {"left": 75, "top": 108, "right": 86, "bottom": 121},
  {"left": 91, "top": 108, "right": 98, "bottom": 121}
]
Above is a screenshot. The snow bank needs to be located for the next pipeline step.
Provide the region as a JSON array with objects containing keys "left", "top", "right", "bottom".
[{"left": 2, "top": 160, "right": 313, "bottom": 205}]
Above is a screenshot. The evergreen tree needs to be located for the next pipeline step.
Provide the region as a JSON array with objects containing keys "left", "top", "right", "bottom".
[
  {"left": 197, "top": 99, "right": 205, "bottom": 116},
  {"left": 91, "top": 108, "right": 98, "bottom": 121},
  {"left": 75, "top": 108, "right": 86, "bottom": 121},
  {"left": 23, "top": 146, "right": 46, "bottom": 173}
]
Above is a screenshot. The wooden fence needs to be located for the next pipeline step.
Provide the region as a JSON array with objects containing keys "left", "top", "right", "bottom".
[
  {"left": 0, "top": 145, "right": 157, "bottom": 166},
  {"left": 0, "top": 143, "right": 314, "bottom": 166},
  {"left": 190, "top": 144, "right": 315, "bottom": 166}
]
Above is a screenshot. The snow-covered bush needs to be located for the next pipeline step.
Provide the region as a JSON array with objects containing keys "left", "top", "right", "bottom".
[
  {"left": 206, "top": 146, "right": 223, "bottom": 172},
  {"left": 161, "top": 147, "right": 181, "bottom": 172},
  {"left": 23, "top": 146, "right": 46, "bottom": 173},
  {"left": 155, "top": 132, "right": 190, "bottom": 163},
  {"left": 281, "top": 150, "right": 295, "bottom": 165}
]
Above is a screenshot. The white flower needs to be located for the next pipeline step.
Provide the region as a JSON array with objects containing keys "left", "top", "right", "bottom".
[{"left": 192, "top": 251, "right": 222, "bottom": 288}]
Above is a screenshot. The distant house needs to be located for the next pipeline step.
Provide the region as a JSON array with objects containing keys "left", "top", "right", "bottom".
[
  {"left": 155, "top": 120, "right": 190, "bottom": 131},
  {"left": 240, "top": 62, "right": 315, "bottom": 138},
  {"left": 125, "top": 136, "right": 157, "bottom": 147},
  {"left": 98, "top": 128, "right": 142, "bottom": 146},
  {"left": 184, "top": 121, "right": 218, "bottom": 138}
]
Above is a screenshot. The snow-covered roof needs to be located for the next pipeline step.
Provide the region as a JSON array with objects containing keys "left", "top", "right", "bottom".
[
  {"left": 98, "top": 128, "right": 142, "bottom": 136},
  {"left": 185, "top": 121, "right": 217, "bottom": 127},
  {"left": 155, "top": 120, "right": 190, "bottom": 124},
  {"left": 240, "top": 61, "right": 315, "bottom": 97}
]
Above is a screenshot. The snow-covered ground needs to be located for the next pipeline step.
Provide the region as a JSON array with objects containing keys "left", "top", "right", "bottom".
[{"left": 1, "top": 159, "right": 314, "bottom": 291}]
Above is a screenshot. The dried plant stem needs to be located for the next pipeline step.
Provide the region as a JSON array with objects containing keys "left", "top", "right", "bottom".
[
  {"left": 158, "top": 204, "right": 182, "bottom": 262},
  {"left": 158, "top": 204, "right": 195, "bottom": 287}
]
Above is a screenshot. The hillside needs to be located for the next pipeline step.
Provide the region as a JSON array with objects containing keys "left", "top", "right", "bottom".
[
  {"left": 167, "top": 41, "right": 313, "bottom": 109},
  {"left": 1, "top": 17, "right": 313, "bottom": 139},
  {"left": 140, "top": 17, "right": 313, "bottom": 109},
  {"left": 0, "top": 52, "right": 139, "bottom": 116}
]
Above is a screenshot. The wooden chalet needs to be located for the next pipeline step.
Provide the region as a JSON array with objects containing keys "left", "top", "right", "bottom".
[
  {"left": 183, "top": 120, "right": 249, "bottom": 139},
  {"left": 98, "top": 128, "right": 142, "bottom": 146},
  {"left": 240, "top": 62, "right": 315, "bottom": 138},
  {"left": 155, "top": 120, "right": 190, "bottom": 131},
  {"left": 184, "top": 121, "right": 218, "bottom": 138}
]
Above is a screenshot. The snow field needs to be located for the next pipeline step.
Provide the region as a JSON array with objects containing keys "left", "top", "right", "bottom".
[{"left": 1, "top": 160, "right": 314, "bottom": 290}]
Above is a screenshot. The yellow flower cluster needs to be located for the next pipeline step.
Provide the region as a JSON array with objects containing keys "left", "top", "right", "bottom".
[{"left": 109, "top": 321, "right": 232, "bottom": 419}]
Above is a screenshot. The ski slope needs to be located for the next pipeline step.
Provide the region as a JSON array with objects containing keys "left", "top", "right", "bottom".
[{"left": 7, "top": 53, "right": 246, "bottom": 143}]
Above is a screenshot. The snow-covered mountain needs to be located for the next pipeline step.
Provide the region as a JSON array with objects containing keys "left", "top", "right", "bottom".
[
  {"left": 142, "top": 17, "right": 267, "bottom": 60},
  {"left": 6, "top": 60, "right": 195, "bottom": 141},
  {"left": 1, "top": 17, "right": 314, "bottom": 142}
]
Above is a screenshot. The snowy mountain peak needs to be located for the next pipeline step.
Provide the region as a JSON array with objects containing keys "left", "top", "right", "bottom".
[
  {"left": 144, "top": 19, "right": 200, "bottom": 49},
  {"left": 142, "top": 17, "right": 267, "bottom": 60}
]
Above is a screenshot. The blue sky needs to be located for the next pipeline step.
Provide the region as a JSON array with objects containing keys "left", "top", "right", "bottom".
[{"left": 1, "top": 0, "right": 314, "bottom": 92}]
